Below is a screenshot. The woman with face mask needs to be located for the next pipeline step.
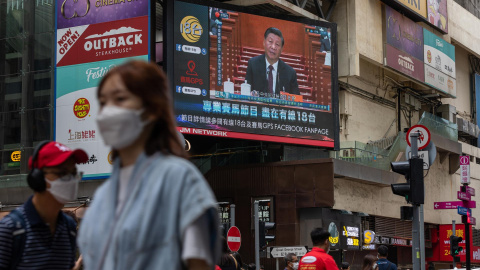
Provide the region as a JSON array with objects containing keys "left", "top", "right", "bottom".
[{"left": 77, "top": 61, "right": 221, "bottom": 270}]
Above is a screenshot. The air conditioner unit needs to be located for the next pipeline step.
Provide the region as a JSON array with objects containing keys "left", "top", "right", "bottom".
[
  {"left": 339, "top": 91, "right": 352, "bottom": 116},
  {"left": 437, "top": 104, "right": 456, "bottom": 124}
]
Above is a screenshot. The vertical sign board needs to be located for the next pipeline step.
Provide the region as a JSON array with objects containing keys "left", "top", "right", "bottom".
[
  {"left": 460, "top": 156, "right": 470, "bottom": 185},
  {"left": 423, "top": 28, "right": 456, "bottom": 97},
  {"left": 55, "top": 0, "right": 151, "bottom": 179},
  {"left": 427, "top": 0, "right": 448, "bottom": 33},
  {"left": 476, "top": 74, "right": 480, "bottom": 146}
]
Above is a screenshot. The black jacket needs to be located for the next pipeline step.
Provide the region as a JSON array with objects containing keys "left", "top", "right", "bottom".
[{"left": 245, "top": 54, "right": 299, "bottom": 95}]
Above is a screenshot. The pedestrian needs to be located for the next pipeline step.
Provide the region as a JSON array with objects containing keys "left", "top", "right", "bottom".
[
  {"left": 219, "top": 237, "right": 238, "bottom": 270},
  {"left": 0, "top": 141, "right": 88, "bottom": 269},
  {"left": 341, "top": 262, "right": 350, "bottom": 270},
  {"left": 63, "top": 210, "right": 83, "bottom": 270},
  {"left": 376, "top": 245, "right": 397, "bottom": 270},
  {"left": 231, "top": 252, "right": 246, "bottom": 270},
  {"left": 362, "top": 254, "right": 377, "bottom": 270},
  {"left": 284, "top": 252, "right": 299, "bottom": 270},
  {"left": 77, "top": 60, "right": 221, "bottom": 270},
  {"left": 247, "top": 263, "right": 256, "bottom": 270},
  {"left": 299, "top": 228, "right": 338, "bottom": 270}
]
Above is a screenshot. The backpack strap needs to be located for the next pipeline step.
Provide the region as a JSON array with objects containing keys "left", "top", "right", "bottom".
[{"left": 9, "top": 209, "right": 27, "bottom": 270}]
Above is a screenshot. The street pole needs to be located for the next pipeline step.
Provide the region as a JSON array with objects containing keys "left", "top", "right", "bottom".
[
  {"left": 254, "top": 201, "right": 260, "bottom": 270},
  {"left": 420, "top": 204, "right": 425, "bottom": 270},
  {"left": 230, "top": 204, "right": 235, "bottom": 227},
  {"left": 452, "top": 220, "right": 456, "bottom": 268},
  {"left": 464, "top": 198, "right": 471, "bottom": 270},
  {"left": 410, "top": 132, "right": 423, "bottom": 270},
  {"left": 276, "top": 258, "right": 279, "bottom": 270}
]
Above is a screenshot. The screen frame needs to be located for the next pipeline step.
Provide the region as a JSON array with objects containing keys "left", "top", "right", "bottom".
[{"left": 164, "top": 0, "right": 339, "bottom": 150}]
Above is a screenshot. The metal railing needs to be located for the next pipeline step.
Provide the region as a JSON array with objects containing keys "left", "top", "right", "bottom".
[{"left": 332, "top": 112, "right": 458, "bottom": 171}]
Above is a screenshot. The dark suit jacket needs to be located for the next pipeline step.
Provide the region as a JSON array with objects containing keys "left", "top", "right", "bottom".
[{"left": 245, "top": 54, "right": 299, "bottom": 95}]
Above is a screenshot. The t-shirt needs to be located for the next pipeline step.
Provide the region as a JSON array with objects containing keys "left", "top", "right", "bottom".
[
  {"left": 0, "top": 197, "right": 76, "bottom": 269},
  {"left": 117, "top": 163, "right": 212, "bottom": 267},
  {"left": 298, "top": 247, "right": 338, "bottom": 270}
]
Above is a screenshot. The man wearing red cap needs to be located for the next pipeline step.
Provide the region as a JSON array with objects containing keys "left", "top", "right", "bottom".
[{"left": 0, "top": 141, "right": 88, "bottom": 270}]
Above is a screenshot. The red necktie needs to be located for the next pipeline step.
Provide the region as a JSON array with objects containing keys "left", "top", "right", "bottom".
[{"left": 268, "top": 65, "right": 274, "bottom": 94}]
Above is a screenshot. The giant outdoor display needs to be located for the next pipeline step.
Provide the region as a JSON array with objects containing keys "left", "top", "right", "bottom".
[
  {"left": 54, "top": 0, "right": 152, "bottom": 178},
  {"left": 166, "top": 0, "right": 339, "bottom": 148}
]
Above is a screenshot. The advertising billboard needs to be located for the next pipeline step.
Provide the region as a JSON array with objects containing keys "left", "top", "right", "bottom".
[
  {"left": 166, "top": 0, "right": 339, "bottom": 148},
  {"left": 57, "top": 0, "right": 149, "bottom": 29},
  {"left": 54, "top": 0, "right": 151, "bottom": 179},
  {"left": 427, "top": 0, "right": 448, "bottom": 33},
  {"left": 393, "top": 0, "right": 427, "bottom": 19},
  {"left": 424, "top": 65, "right": 456, "bottom": 97},
  {"left": 385, "top": 44, "right": 424, "bottom": 82},
  {"left": 423, "top": 28, "right": 455, "bottom": 78},
  {"left": 386, "top": 5, "right": 424, "bottom": 61}
]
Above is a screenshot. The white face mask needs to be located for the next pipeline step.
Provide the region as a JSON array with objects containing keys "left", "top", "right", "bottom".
[
  {"left": 45, "top": 174, "right": 80, "bottom": 204},
  {"left": 292, "top": 262, "right": 299, "bottom": 270},
  {"left": 96, "top": 106, "right": 149, "bottom": 149}
]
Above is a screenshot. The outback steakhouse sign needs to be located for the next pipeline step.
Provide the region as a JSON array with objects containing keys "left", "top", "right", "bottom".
[{"left": 56, "top": 16, "right": 148, "bottom": 67}]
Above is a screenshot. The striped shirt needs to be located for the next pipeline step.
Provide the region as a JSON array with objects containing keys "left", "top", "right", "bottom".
[{"left": 0, "top": 197, "right": 76, "bottom": 270}]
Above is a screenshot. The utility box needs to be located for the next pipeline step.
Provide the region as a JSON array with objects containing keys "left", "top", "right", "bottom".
[{"left": 436, "top": 104, "right": 456, "bottom": 124}]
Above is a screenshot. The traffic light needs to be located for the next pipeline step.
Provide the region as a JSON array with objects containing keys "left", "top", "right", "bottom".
[
  {"left": 450, "top": 235, "right": 463, "bottom": 261},
  {"left": 390, "top": 158, "right": 424, "bottom": 205},
  {"left": 259, "top": 221, "right": 275, "bottom": 249}
]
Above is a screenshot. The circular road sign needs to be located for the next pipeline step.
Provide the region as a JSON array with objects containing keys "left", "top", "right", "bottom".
[
  {"left": 406, "top": 125, "right": 431, "bottom": 150},
  {"left": 227, "top": 226, "right": 241, "bottom": 252}
]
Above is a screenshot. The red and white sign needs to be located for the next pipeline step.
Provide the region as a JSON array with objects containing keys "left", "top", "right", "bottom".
[
  {"left": 227, "top": 226, "right": 241, "bottom": 252},
  {"left": 460, "top": 155, "right": 471, "bottom": 184},
  {"left": 56, "top": 16, "right": 149, "bottom": 67},
  {"left": 406, "top": 125, "right": 431, "bottom": 150}
]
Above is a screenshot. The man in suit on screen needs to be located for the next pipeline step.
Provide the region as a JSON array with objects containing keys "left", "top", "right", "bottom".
[{"left": 245, "top": 27, "right": 300, "bottom": 97}]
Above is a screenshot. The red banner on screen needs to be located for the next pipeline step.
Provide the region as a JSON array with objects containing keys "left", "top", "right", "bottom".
[
  {"left": 56, "top": 16, "right": 149, "bottom": 67},
  {"left": 177, "top": 127, "right": 334, "bottom": 147}
]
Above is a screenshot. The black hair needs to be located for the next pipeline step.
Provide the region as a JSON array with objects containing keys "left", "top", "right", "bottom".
[
  {"left": 311, "top": 227, "right": 330, "bottom": 245},
  {"left": 232, "top": 252, "right": 244, "bottom": 269},
  {"left": 342, "top": 262, "right": 350, "bottom": 269},
  {"left": 264, "top": 27, "right": 285, "bottom": 46},
  {"left": 219, "top": 237, "right": 236, "bottom": 267},
  {"left": 284, "top": 253, "right": 296, "bottom": 266},
  {"left": 378, "top": 245, "right": 388, "bottom": 256},
  {"left": 248, "top": 263, "right": 256, "bottom": 270}
]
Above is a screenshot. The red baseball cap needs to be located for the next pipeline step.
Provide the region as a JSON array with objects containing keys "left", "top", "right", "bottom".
[{"left": 28, "top": 142, "right": 89, "bottom": 169}]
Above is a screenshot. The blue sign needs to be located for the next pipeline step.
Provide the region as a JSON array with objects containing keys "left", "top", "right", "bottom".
[{"left": 458, "top": 206, "right": 472, "bottom": 216}]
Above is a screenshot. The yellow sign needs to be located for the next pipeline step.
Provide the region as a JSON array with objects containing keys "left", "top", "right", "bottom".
[
  {"left": 107, "top": 151, "right": 114, "bottom": 165},
  {"left": 396, "top": 0, "right": 427, "bottom": 18},
  {"left": 364, "top": 230, "right": 375, "bottom": 244},
  {"left": 11, "top": 151, "right": 21, "bottom": 162},
  {"left": 180, "top": 16, "right": 203, "bottom": 43}
]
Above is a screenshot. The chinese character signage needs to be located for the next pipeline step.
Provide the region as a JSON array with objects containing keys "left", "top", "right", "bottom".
[
  {"left": 460, "top": 156, "right": 471, "bottom": 184},
  {"left": 170, "top": 0, "right": 338, "bottom": 148}
]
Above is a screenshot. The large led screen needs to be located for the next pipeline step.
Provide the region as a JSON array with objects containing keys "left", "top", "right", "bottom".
[{"left": 167, "top": 0, "right": 339, "bottom": 148}]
